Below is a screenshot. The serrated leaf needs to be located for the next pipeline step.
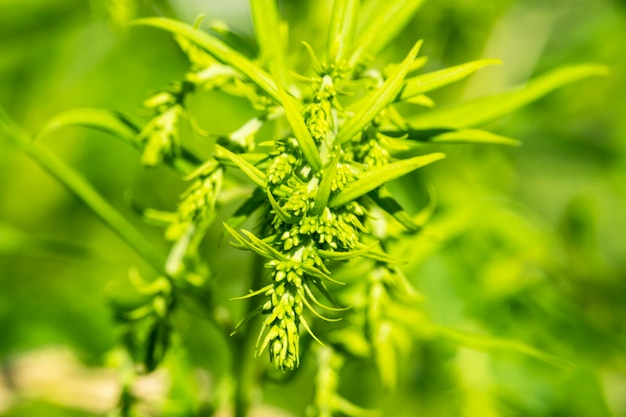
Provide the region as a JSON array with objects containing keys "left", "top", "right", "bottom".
[
  {"left": 276, "top": 85, "right": 322, "bottom": 172},
  {"left": 398, "top": 59, "right": 501, "bottom": 101},
  {"left": 214, "top": 144, "right": 266, "bottom": 189},
  {"left": 327, "top": 0, "right": 358, "bottom": 64},
  {"left": 407, "top": 64, "right": 609, "bottom": 129},
  {"left": 35, "top": 108, "right": 140, "bottom": 145},
  {"left": 351, "top": 0, "right": 425, "bottom": 67},
  {"left": 330, "top": 152, "right": 445, "bottom": 207},
  {"left": 337, "top": 40, "right": 423, "bottom": 144},
  {"left": 132, "top": 17, "right": 280, "bottom": 103}
]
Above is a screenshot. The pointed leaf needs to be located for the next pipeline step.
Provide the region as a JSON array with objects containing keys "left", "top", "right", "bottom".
[
  {"left": 214, "top": 144, "right": 266, "bottom": 188},
  {"left": 338, "top": 40, "right": 423, "bottom": 144},
  {"left": 132, "top": 17, "right": 280, "bottom": 102},
  {"left": 327, "top": 0, "right": 359, "bottom": 64},
  {"left": 369, "top": 188, "right": 422, "bottom": 232},
  {"left": 429, "top": 129, "right": 520, "bottom": 146},
  {"left": 313, "top": 152, "right": 341, "bottom": 214},
  {"left": 267, "top": 190, "right": 299, "bottom": 224},
  {"left": 398, "top": 59, "right": 501, "bottom": 101},
  {"left": 434, "top": 326, "right": 574, "bottom": 370},
  {"left": 330, "top": 152, "right": 445, "bottom": 207},
  {"left": 250, "top": 0, "right": 288, "bottom": 83},
  {"left": 276, "top": 85, "right": 322, "bottom": 171},
  {"left": 407, "top": 64, "right": 609, "bottom": 129},
  {"left": 35, "top": 108, "right": 140, "bottom": 145},
  {"left": 351, "top": 0, "right": 425, "bottom": 66}
]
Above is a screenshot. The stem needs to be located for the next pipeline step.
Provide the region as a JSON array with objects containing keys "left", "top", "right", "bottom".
[
  {"left": 0, "top": 107, "right": 167, "bottom": 274},
  {"left": 232, "top": 254, "right": 265, "bottom": 417}
]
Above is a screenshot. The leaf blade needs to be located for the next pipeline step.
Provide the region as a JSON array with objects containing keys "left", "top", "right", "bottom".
[
  {"left": 407, "top": 64, "right": 609, "bottom": 129},
  {"left": 330, "top": 152, "right": 445, "bottom": 207},
  {"left": 132, "top": 17, "right": 280, "bottom": 103}
]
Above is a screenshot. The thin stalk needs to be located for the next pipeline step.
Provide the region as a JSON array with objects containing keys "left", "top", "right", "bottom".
[{"left": 0, "top": 108, "right": 167, "bottom": 274}]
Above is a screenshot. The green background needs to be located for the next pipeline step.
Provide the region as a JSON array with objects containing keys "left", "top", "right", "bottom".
[{"left": 1, "top": 0, "right": 625, "bottom": 416}]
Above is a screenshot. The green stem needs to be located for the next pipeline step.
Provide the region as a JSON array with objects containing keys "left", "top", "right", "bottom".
[{"left": 0, "top": 108, "right": 167, "bottom": 274}]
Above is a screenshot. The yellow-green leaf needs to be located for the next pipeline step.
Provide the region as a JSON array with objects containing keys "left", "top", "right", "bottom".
[
  {"left": 408, "top": 64, "right": 609, "bottom": 129},
  {"left": 132, "top": 17, "right": 280, "bottom": 103},
  {"left": 337, "top": 40, "right": 423, "bottom": 144},
  {"left": 398, "top": 59, "right": 501, "bottom": 101},
  {"left": 330, "top": 152, "right": 445, "bottom": 207}
]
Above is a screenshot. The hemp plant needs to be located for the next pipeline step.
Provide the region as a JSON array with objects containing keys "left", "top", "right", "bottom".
[{"left": 0, "top": 0, "right": 607, "bottom": 416}]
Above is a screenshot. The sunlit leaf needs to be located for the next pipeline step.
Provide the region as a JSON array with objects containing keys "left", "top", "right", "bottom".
[
  {"left": 132, "top": 17, "right": 280, "bottom": 102},
  {"left": 337, "top": 40, "right": 423, "bottom": 144},
  {"left": 327, "top": 0, "right": 359, "bottom": 64},
  {"left": 214, "top": 144, "right": 266, "bottom": 189},
  {"left": 351, "top": 0, "right": 425, "bottom": 66},
  {"left": 398, "top": 59, "right": 501, "bottom": 101},
  {"left": 331, "top": 152, "right": 445, "bottom": 207},
  {"left": 250, "top": 0, "right": 288, "bottom": 83},
  {"left": 276, "top": 84, "right": 322, "bottom": 172},
  {"left": 407, "top": 64, "right": 609, "bottom": 129}
]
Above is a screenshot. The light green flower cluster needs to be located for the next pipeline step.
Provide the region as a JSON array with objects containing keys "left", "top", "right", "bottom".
[{"left": 139, "top": 87, "right": 187, "bottom": 167}]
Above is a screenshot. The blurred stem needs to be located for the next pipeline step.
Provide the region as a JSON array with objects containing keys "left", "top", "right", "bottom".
[
  {"left": 0, "top": 107, "right": 167, "bottom": 275},
  {"left": 232, "top": 254, "right": 265, "bottom": 417}
]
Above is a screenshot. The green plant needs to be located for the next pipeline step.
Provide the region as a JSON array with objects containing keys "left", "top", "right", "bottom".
[{"left": 0, "top": 1, "right": 607, "bottom": 416}]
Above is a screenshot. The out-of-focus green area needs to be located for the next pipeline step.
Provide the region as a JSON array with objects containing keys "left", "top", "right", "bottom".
[{"left": 0, "top": 0, "right": 625, "bottom": 416}]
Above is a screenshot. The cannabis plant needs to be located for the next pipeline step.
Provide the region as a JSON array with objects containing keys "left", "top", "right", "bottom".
[{"left": 0, "top": 0, "right": 606, "bottom": 416}]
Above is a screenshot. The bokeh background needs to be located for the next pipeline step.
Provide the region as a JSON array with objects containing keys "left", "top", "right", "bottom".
[{"left": 1, "top": 0, "right": 625, "bottom": 416}]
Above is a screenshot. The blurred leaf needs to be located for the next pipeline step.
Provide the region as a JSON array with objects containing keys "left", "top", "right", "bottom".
[
  {"left": 35, "top": 108, "right": 140, "bottom": 145},
  {"left": 351, "top": 0, "right": 425, "bottom": 66},
  {"left": 132, "top": 17, "right": 280, "bottom": 102},
  {"left": 407, "top": 64, "right": 609, "bottom": 128},
  {"left": 327, "top": 0, "right": 359, "bottom": 64}
]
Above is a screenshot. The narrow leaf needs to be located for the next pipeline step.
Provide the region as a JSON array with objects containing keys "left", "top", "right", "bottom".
[
  {"left": 313, "top": 152, "right": 341, "bottom": 214},
  {"left": 214, "top": 144, "right": 266, "bottom": 189},
  {"left": 267, "top": 190, "right": 299, "bottom": 224},
  {"left": 132, "top": 17, "right": 280, "bottom": 102},
  {"left": 35, "top": 108, "right": 140, "bottom": 145},
  {"left": 337, "top": 40, "right": 423, "bottom": 144},
  {"left": 429, "top": 129, "right": 520, "bottom": 146},
  {"left": 398, "top": 59, "right": 501, "bottom": 101},
  {"left": 407, "top": 64, "right": 609, "bottom": 129},
  {"left": 434, "top": 326, "right": 574, "bottom": 370},
  {"left": 330, "top": 152, "right": 445, "bottom": 207},
  {"left": 250, "top": 0, "right": 288, "bottom": 83},
  {"left": 350, "top": 0, "right": 425, "bottom": 66},
  {"left": 276, "top": 85, "right": 322, "bottom": 172},
  {"left": 369, "top": 188, "right": 422, "bottom": 232},
  {"left": 327, "top": 0, "right": 359, "bottom": 64}
]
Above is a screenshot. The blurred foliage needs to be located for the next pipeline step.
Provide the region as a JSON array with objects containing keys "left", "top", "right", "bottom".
[{"left": 1, "top": 0, "right": 625, "bottom": 416}]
